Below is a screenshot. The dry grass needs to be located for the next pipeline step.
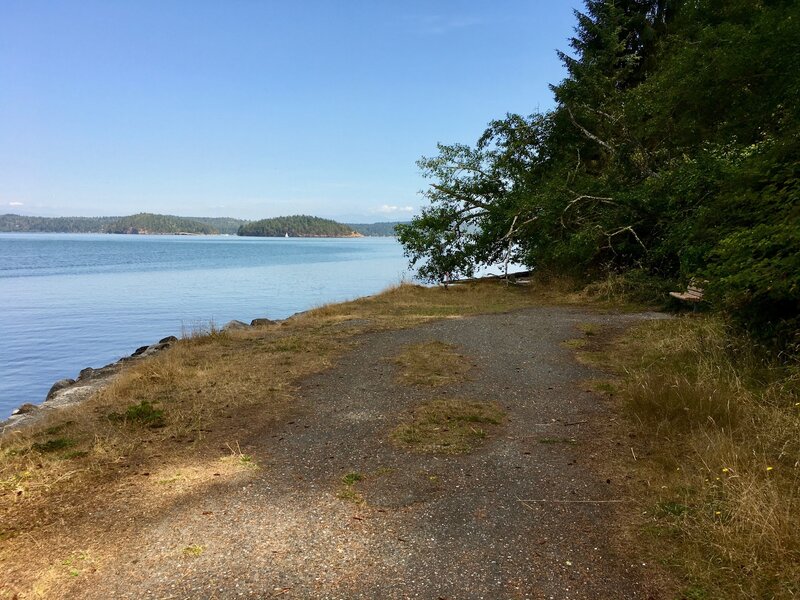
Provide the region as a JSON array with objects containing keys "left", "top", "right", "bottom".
[
  {"left": 1, "top": 279, "right": 568, "bottom": 596},
  {"left": 391, "top": 398, "right": 506, "bottom": 454},
  {"left": 605, "top": 316, "right": 800, "bottom": 599},
  {"left": 393, "top": 341, "right": 473, "bottom": 387}
]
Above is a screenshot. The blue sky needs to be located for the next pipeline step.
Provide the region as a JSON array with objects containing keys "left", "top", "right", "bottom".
[{"left": 1, "top": 1, "right": 582, "bottom": 221}]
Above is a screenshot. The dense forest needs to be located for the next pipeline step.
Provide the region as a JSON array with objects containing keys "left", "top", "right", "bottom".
[
  {"left": 1, "top": 214, "right": 401, "bottom": 237},
  {"left": 238, "top": 215, "right": 358, "bottom": 237},
  {"left": 0, "top": 213, "right": 244, "bottom": 234},
  {"left": 103, "top": 213, "right": 218, "bottom": 235},
  {"left": 397, "top": 0, "right": 799, "bottom": 351},
  {"left": 0, "top": 214, "right": 116, "bottom": 233}
]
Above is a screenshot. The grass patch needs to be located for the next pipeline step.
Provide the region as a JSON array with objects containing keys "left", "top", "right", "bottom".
[
  {"left": 577, "top": 322, "right": 601, "bottom": 336},
  {"left": 182, "top": 544, "right": 204, "bottom": 557},
  {"left": 31, "top": 438, "right": 75, "bottom": 453},
  {"left": 44, "top": 422, "right": 74, "bottom": 436},
  {"left": 392, "top": 398, "right": 506, "bottom": 454},
  {"left": 609, "top": 315, "right": 800, "bottom": 598},
  {"left": 561, "top": 338, "right": 588, "bottom": 350},
  {"left": 393, "top": 340, "right": 473, "bottom": 387},
  {"left": 108, "top": 400, "right": 166, "bottom": 428},
  {"left": 538, "top": 437, "right": 577, "bottom": 445},
  {"left": 337, "top": 471, "right": 364, "bottom": 503},
  {"left": 341, "top": 472, "right": 363, "bottom": 485}
]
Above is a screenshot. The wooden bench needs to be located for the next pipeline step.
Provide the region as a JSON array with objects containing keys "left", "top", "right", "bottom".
[{"left": 670, "top": 284, "right": 704, "bottom": 303}]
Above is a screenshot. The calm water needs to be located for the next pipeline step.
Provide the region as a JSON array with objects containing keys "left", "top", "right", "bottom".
[{"left": 0, "top": 234, "right": 410, "bottom": 418}]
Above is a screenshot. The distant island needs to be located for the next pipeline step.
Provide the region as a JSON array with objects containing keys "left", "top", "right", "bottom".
[
  {"left": 0, "top": 213, "right": 408, "bottom": 237},
  {"left": 238, "top": 215, "right": 360, "bottom": 238},
  {"left": 105, "top": 213, "right": 217, "bottom": 235}
]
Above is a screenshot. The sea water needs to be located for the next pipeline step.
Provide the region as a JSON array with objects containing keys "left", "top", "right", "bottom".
[{"left": 0, "top": 233, "right": 410, "bottom": 418}]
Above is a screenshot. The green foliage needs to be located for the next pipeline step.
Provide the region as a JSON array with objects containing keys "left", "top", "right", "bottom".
[
  {"left": 0, "top": 214, "right": 116, "bottom": 233},
  {"left": 0, "top": 213, "right": 248, "bottom": 235},
  {"left": 104, "top": 213, "right": 217, "bottom": 235},
  {"left": 399, "top": 0, "right": 800, "bottom": 351},
  {"left": 238, "top": 215, "right": 356, "bottom": 237}
]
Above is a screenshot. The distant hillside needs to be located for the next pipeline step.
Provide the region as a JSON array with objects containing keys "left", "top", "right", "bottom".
[
  {"left": 346, "top": 221, "right": 407, "bottom": 237},
  {"left": 238, "top": 215, "right": 359, "bottom": 238},
  {"left": 104, "top": 213, "right": 217, "bottom": 235},
  {"left": 0, "top": 213, "right": 401, "bottom": 236},
  {"left": 197, "top": 217, "right": 248, "bottom": 235},
  {"left": 0, "top": 214, "right": 114, "bottom": 233}
]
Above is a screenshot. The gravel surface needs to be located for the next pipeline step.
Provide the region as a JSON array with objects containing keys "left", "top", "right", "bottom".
[{"left": 62, "top": 307, "right": 668, "bottom": 599}]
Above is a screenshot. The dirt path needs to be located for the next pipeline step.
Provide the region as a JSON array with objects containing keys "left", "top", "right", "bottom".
[{"left": 38, "top": 307, "right": 667, "bottom": 599}]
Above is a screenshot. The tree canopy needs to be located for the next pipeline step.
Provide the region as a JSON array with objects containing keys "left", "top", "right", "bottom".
[
  {"left": 397, "top": 0, "right": 800, "bottom": 350},
  {"left": 104, "top": 213, "right": 218, "bottom": 235},
  {"left": 237, "top": 215, "right": 358, "bottom": 237}
]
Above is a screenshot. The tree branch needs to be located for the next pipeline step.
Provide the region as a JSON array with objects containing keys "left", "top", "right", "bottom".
[
  {"left": 561, "top": 193, "right": 616, "bottom": 228},
  {"left": 566, "top": 106, "right": 614, "bottom": 153},
  {"left": 605, "top": 225, "right": 647, "bottom": 250},
  {"left": 430, "top": 184, "right": 493, "bottom": 211}
]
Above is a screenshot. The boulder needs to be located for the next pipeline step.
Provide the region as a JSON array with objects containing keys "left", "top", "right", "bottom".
[
  {"left": 46, "top": 378, "right": 75, "bottom": 401},
  {"left": 78, "top": 367, "right": 95, "bottom": 380},
  {"left": 223, "top": 320, "right": 249, "bottom": 331},
  {"left": 131, "top": 345, "right": 150, "bottom": 357},
  {"left": 159, "top": 335, "right": 178, "bottom": 345},
  {"left": 12, "top": 403, "right": 39, "bottom": 415},
  {"left": 250, "top": 318, "right": 275, "bottom": 327}
]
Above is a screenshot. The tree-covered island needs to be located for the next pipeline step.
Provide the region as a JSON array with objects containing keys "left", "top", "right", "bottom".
[
  {"left": 103, "top": 213, "right": 218, "bottom": 235},
  {"left": 237, "top": 215, "right": 362, "bottom": 237}
]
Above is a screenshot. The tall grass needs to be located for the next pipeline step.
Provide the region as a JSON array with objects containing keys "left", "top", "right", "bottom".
[{"left": 613, "top": 316, "right": 800, "bottom": 598}]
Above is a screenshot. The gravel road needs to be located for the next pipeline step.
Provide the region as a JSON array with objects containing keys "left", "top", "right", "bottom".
[{"left": 64, "top": 307, "right": 668, "bottom": 599}]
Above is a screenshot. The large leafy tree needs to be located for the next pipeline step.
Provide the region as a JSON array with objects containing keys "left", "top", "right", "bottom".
[{"left": 400, "top": 0, "right": 800, "bottom": 349}]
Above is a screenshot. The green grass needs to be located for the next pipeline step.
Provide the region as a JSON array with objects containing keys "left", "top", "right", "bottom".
[
  {"left": 31, "top": 438, "right": 75, "bottom": 453},
  {"left": 538, "top": 437, "right": 577, "bottom": 445},
  {"left": 108, "top": 400, "right": 166, "bottom": 428},
  {"left": 341, "top": 472, "right": 363, "bottom": 485},
  {"left": 337, "top": 471, "right": 365, "bottom": 503}
]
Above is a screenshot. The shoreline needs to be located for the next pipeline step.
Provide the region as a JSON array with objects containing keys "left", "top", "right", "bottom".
[
  {"left": 1, "top": 270, "right": 534, "bottom": 432},
  {"left": 0, "top": 316, "right": 282, "bottom": 433}
]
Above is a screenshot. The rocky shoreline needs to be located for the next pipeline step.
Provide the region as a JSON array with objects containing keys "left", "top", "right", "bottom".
[{"left": 1, "top": 317, "right": 277, "bottom": 433}]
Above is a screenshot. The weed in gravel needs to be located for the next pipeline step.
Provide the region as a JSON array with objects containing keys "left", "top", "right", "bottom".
[
  {"left": 342, "top": 472, "right": 363, "bottom": 485},
  {"left": 337, "top": 471, "right": 364, "bottom": 504},
  {"left": 182, "top": 544, "right": 204, "bottom": 557},
  {"left": 392, "top": 398, "right": 505, "bottom": 454}
]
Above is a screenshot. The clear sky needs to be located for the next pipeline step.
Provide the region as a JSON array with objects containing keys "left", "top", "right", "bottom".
[{"left": 1, "top": 1, "right": 582, "bottom": 222}]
